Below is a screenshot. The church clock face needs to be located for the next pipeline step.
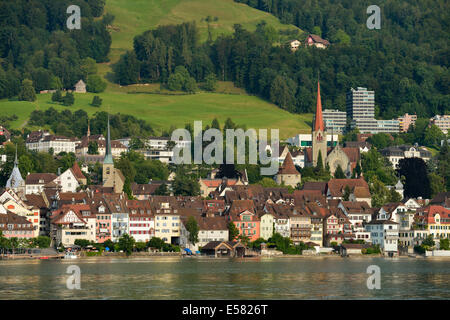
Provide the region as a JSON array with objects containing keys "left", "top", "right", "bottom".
[{"left": 316, "top": 132, "right": 323, "bottom": 142}]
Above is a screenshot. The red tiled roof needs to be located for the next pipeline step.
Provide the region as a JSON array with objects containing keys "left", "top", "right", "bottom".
[
  {"left": 71, "top": 162, "right": 85, "bottom": 181},
  {"left": 278, "top": 152, "right": 299, "bottom": 175},
  {"left": 416, "top": 205, "right": 450, "bottom": 224},
  {"left": 327, "top": 178, "right": 370, "bottom": 198},
  {"left": 0, "top": 212, "right": 34, "bottom": 231},
  {"left": 25, "top": 173, "right": 57, "bottom": 185},
  {"left": 307, "top": 34, "right": 330, "bottom": 45}
]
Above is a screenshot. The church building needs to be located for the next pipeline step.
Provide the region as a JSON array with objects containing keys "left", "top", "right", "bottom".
[
  {"left": 305, "top": 81, "right": 360, "bottom": 177},
  {"left": 6, "top": 146, "right": 25, "bottom": 192}
]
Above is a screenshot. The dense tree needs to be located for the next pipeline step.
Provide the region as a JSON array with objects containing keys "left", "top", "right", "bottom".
[
  {"left": 18, "top": 79, "right": 36, "bottom": 102},
  {"left": 185, "top": 216, "right": 199, "bottom": 246},
  {"left": 86, "top": 75, "right": 107, "bottom": 93},
  {"left": 203, "top": 73, "right": 218, "bottom": 91},
  {"left": 228, "top": 222, "right": 239, "bottom": 241},
  {"left": 88, "top": 141, "right": 99, "bottom": 155},
  {"left": 369, "top": 176, "right": 390, "bottom": 207},
  {"left": 52, "top": 90, "right": 62, "bottom": 103},
  {"left": 154, "top": 183, "right": 169, "bottom": 196},
  {"left": 0, "top": 0, "right": 112, "bottom": 99},
  {"left": 62, "top": 92, "right": 75, "bottom": 106},
  {"left": 118, "top": 233, "right": 135, "bottom": 256},
  {"left": 397, "top": 157, "right": 431, "bottom": 199},
  {"left": 28, "top": 109, "right": 154, "bottom": 139},
  {"left": 91, "top": 95, "right": 102, "bottom": 107},
  {"left": 334, "top": 165, "right": 345, "bottom": 179},
  {"left": 367, "top": 133, "right": 393, "bottom": 150},
  {"left": 361, "top": 149, "right": 397, "bottom": 185}
]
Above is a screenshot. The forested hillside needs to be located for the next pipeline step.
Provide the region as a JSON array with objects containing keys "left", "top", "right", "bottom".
[
  {"left": 0, "top": 0, "right": 111, "bottom": 98},
  {"left": 234, "top": 0, "right": 449, "bottom": 118}
]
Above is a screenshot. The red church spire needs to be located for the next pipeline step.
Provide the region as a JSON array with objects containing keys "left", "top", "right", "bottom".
[{"left": 314, "top": 80, "right": 325, "bottom": 132}]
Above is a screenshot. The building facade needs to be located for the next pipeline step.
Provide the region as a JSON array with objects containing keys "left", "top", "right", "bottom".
[
  {"left": 323, "top": 109, "right": 347, "bottom": 133},
  {"left": 398, "top": 113, "right": 417, "bottom": 132}
]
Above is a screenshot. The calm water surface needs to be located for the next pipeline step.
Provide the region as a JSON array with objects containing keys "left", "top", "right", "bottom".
[{"left": 0, "top": 256, "right": 449, "bottom": 299}]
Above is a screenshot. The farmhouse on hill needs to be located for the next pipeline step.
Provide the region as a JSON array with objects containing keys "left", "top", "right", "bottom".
[
  {"left": 305, "top": 34, "right": 330, "bottom": 49},
  {"left": 74, "top": 79, "right": 86, "bottom": 93},
  {"left": 287, "top": 39, "right": 302, "bottom": 51}
]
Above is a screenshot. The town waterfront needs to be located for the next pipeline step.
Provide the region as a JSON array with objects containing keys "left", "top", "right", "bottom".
[{"left": 0, "top": 257, "right": 449, "bottom": 299}]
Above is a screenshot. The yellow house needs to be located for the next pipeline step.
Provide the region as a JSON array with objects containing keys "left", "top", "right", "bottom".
[
  {"left": 154, "top": 202, "right": 181, "bottom": 244},
  {"left": 288, "top": 209, "right": 312, "bottom": 245}
]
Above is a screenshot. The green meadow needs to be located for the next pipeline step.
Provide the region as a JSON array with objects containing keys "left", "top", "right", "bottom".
[{"left": 1, "top": 90, "right": 312, "bottom": 139}]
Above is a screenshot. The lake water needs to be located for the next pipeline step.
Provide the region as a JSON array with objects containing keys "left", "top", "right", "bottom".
[{"left": 0, "top": 256, "right": 449, "bottom": 299}]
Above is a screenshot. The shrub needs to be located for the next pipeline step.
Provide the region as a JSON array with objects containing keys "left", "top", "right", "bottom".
[
  {"left": 91, "top": 95, "right": 102, "bottom": 107},
  {"left": 87, "top": 75, "right": 107, "bottom": 93}
]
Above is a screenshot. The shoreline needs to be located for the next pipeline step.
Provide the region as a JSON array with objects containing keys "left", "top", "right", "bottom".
[{"left": 2, "top": 252, "right": 443, "bottom": 262}]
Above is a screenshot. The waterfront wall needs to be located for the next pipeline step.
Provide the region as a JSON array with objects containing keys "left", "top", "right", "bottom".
[{"left": 425, "top": 250, "right": 450, "bottom": 257}]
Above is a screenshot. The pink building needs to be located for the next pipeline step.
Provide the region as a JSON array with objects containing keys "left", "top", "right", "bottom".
[
  {"left": 92, "top": 201, "right": 112, "bottom": 243},
  {"left": 398, "top": 113, "right": 417, "bottom": 132}
]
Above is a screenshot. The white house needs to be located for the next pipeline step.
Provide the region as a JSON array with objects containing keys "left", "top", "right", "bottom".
[
  {"left": 365, "top": 220, "right": 399, "bottom": 255},
  {"left": 259, "top": 212, "right": 274, "bottom": 240},
  {"left": 53, "top": 167, "right": 80, "bottom": 193},
  {"left": 380, "top": 145, "right": 432, "bottom": 168},
  {"left": 26, "top": 131, "right": 80, "bottom": 154},
  {"left": 338, "top": 201, "right": 372, "bottom": 242},
  {"left": 180, "top": 216, "right": 228, "bottom": 251},
  {"left": 25, "top": 173, "right": 58, "bottom": 195},
  {"left": 51, "top": 204, "right": 96, "bottom": 246}
]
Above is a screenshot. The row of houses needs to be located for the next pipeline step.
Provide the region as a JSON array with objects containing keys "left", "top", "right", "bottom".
[
  {"left": 25, "top": 129, "right": 191, "bottom": 164},
  {"left": 1, "top": 177, "right": 449, "bottom": 255}
]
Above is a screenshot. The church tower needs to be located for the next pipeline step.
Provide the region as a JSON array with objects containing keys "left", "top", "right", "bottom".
[
  {"left": 6, "top": 145, "right": 24, "bottom": 189},
  {"left": 312, "top": 81, "right": 327, "bottom": 167},
  {"left": 102, "top": 115, "right": 114, "bottom": 184}
]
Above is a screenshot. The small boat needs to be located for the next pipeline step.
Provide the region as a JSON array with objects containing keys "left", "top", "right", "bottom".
[
  {"left": 64, "top": 252, "right": 78, "bottom": 259},
  {"left": 38, "top": 256, "right": 49, "bottom": 260}
]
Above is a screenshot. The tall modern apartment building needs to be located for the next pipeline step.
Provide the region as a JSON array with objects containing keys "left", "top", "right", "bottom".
[
  {"left": 346, "top": 87, "right": 375, "bottom": 121},
  {"left": 346, "top": 87, "right": 399, "bottom": 134},
  {"left": 322, "top": 109, "right": 347, "bottom": 133}
]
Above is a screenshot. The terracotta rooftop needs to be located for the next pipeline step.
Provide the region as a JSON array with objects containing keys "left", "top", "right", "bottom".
[
  {"left": 277, "top": 152, "right": 300, "bottom": 175},
  {"left": 25, "top": 173, "right": 57, "bottom": 185}
]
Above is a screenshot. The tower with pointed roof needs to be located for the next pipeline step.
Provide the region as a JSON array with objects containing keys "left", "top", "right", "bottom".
[
  {"left": 102, "top": 116, "right": 125, "bottom": 193},
  {"left": 6, "top": 145, "right": 24, "bottom": 189},
  {"left": 102, "top": 115, "right": 114, "bottom": 184},
  {"left": 312, "top": 81, "right": 327, "bottom": 167},
  {"left": 275, "top": 152, "right": 301, "bottom": 188}
]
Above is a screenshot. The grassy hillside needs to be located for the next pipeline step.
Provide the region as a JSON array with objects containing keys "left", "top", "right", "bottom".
[
  {"left": 104, "top": 0, "right": 300, "bottom": 63},
  {"left": 0, "top": 0, "right": 310, "bottom": 140},
  {"left": 1, "top": 89, "right": 312, "bottom": 139}
]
